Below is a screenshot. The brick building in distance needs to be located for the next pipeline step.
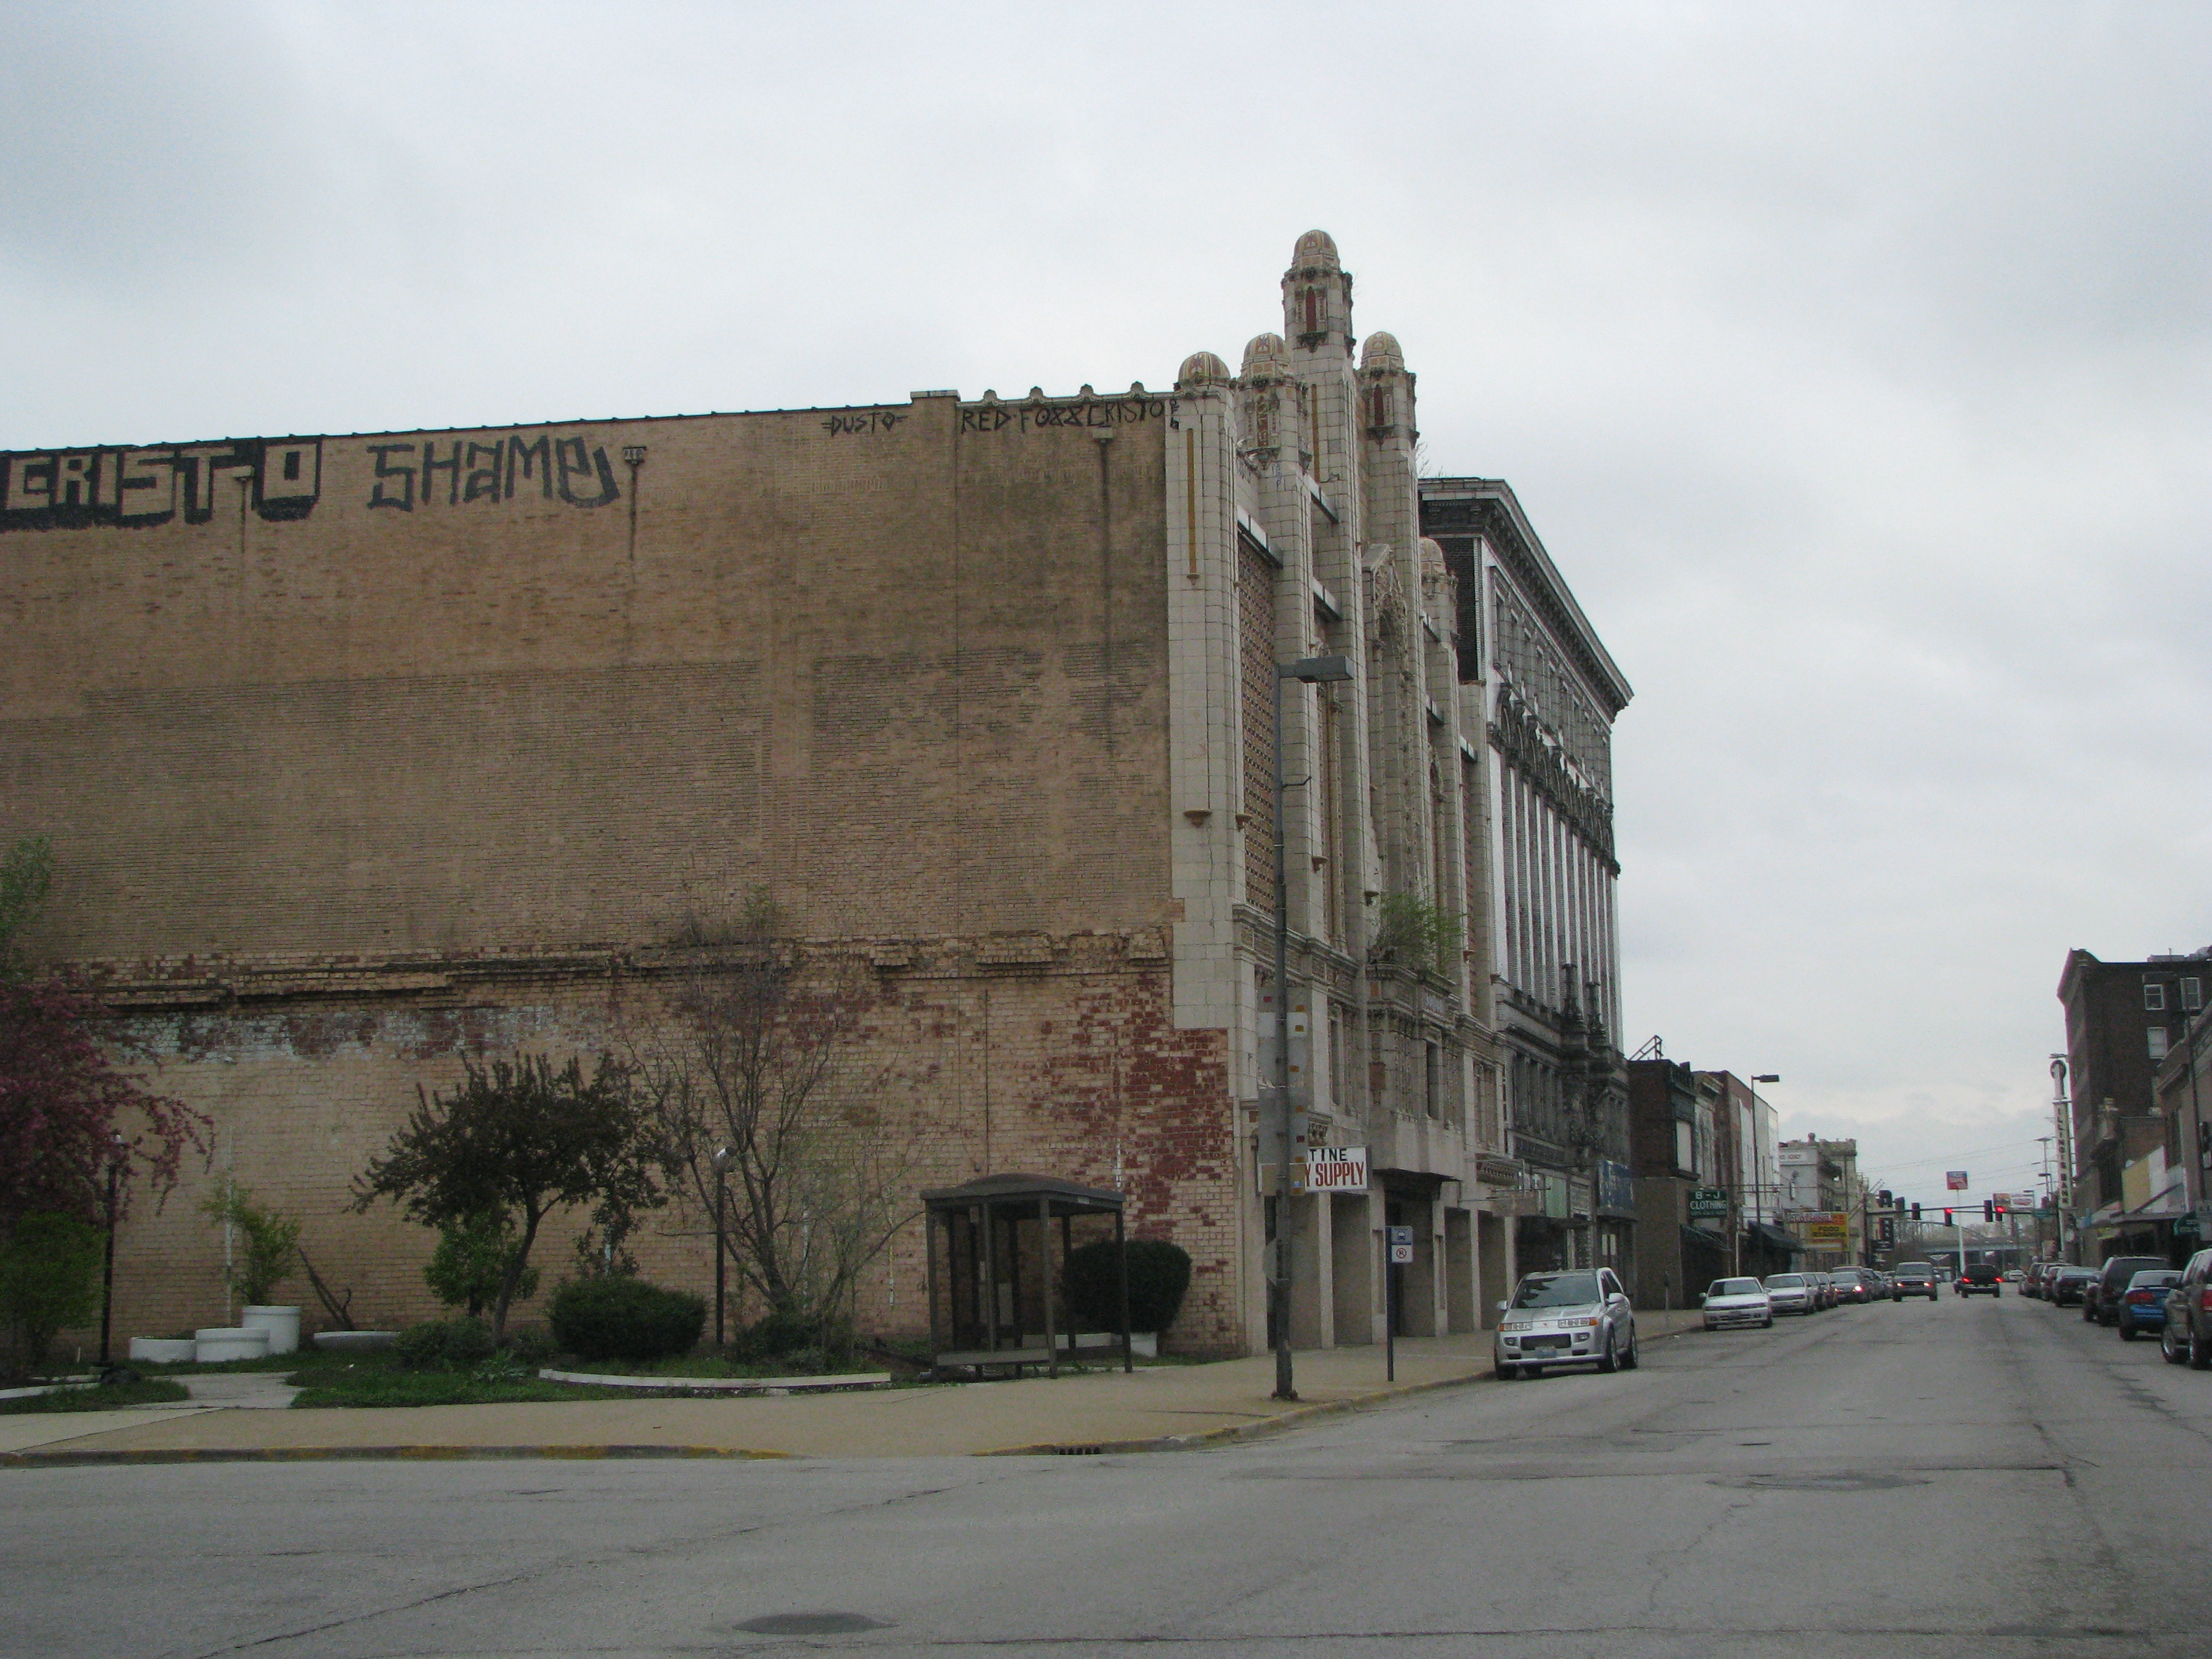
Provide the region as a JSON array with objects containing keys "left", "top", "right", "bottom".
[
  {"left": 2, "top": 232, "right": 1629, "bottom": 1355},
  {"left": 2062, "top": 947, "right": 2209, "bottom": 1259}
]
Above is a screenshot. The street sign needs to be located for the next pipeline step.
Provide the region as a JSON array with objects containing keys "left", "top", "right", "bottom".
[
  {"left": 1303, "top": 1145, "right": 1369, "bottom": 1194},
  {"left": 1879, "top": 1214, "right": 1896, "bottom": 1245},
  {"left": 1387, "top": 1226, "right": 1415, "bottom": 1265},
  {"left": 1946, "top": 1170, "right": 1969, "bottom": 1191}
]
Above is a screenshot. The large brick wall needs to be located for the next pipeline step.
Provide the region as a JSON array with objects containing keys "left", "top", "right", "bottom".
[
  {"left": 79, "top": 942, "right": 1240, "bottom": 1355},
  {"left": 3, "top": 389, "right": 1259, "bottom": 1355},
  {"left": 3, "top": 392, "right": 1173, "bottom": 959}
]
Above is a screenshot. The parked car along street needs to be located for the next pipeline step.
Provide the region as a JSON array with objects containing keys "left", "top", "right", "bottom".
[
  {"left": 2161, "top": 1248, "right": 2212, "bottom": 1368},
  {"left": 2049, "top": 1266, "right": 2099, "bottom": 1307},
  {"left": 2088, "top": 1255, "right": 2169, "bottom": 1326},
  {"left": 1700, "top": 1277, "right": 1774, "bottom": 1330},
  {"left": 2116, "top": 1270, "right": 2182, "bottom": 1340},
  {"left": 1762, "top": 1272, "right": 1817, "bottom": 1316},
  {"left": 1494, "top": 1268, "right": 1639, "bottom": 1380}
]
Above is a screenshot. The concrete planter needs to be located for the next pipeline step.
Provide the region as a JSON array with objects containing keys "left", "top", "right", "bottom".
[
  {"left": 127, "top": 1337, "right": 198, "bottom": 1364},
  {"left": 193, "top": 1327, "right": 270, "bottom": 1364},
  {"left": 1057, "top": 1331, "right": 1158, "bottom": 1358},
  {"left": 240, "top": 1305, "right": 301, "bottom": 1355},
  {"left": 311, "top": 1330, "right": 399, "bottom": 1353}
]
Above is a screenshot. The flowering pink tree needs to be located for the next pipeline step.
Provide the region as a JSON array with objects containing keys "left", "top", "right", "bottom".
[{"left": 0, "top": 977, "right": 206, "bottom": 1231}]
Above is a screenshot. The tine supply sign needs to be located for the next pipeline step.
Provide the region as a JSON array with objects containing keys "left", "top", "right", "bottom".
[
  {"left": 1303, "top": 1145, "right": 1370, "bottom": 1194},
  {"left": 1946, "top": 1170, "right": 1969, "bottom": 1191}
]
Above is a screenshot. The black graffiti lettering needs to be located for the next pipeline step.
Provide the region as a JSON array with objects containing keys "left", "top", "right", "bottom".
[
  {"left": 555, "top": 437, "right": 619, "bottom": 508},
  {"left": 367, "top": 444, "right": 416, "bottom": 512},
  {"left": 55, "top": 453, "right": 98, "bottom": 507},
  {"left": 463, "top": 441, "right": 504, "bottom": 503},
  {"left": 1, "top": 436, "right": 320, "bottom": 531},
  {"left": 822, "top": 409, "right": 911, "bottom": 436},
  {"left": 506, "top": 433, "right": 551, "bottom": 500},
  {"left": 115, "top": 449, "right": 173, "bottom": 525},
  {"left": 420, "top": 441, "right": 463, "bottom": 508},
  {"left": 3, "top": 455, "right": 55, "bottom": 512}
]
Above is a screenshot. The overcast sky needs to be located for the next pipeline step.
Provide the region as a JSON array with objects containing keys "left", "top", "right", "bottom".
[{"left": 7, "top": 1, "right": 2209, "bottom": 1205}]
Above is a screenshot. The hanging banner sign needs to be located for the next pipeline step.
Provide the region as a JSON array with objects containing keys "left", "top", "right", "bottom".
[{"left": 1303, "top": 1145, "right": 1370, "bottom": 1194}]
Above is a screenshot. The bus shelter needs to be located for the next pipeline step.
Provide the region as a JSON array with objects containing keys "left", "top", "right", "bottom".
[{"left": 921, "top": 1172, "right": 1131, "bottom": 1377}]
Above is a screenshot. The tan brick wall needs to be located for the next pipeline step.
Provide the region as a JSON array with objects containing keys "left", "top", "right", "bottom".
[
  {"left": 75, "top": 943, "right": 1242, "bottom": 1357},
  {"left": 2, "top": 394, "right": 1172, "bottom": 961}
]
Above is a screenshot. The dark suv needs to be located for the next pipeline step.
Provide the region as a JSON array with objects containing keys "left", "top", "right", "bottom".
[
  {"left": 1956, "top": 1263, "right": 2002, "bottom": 1297},
  {"left": 2087, "top": 1255, "right": 2170, "bottom": 1327},
  {"left": 1891, "top": 1262, "right": 1940, "bottom": 1300}
]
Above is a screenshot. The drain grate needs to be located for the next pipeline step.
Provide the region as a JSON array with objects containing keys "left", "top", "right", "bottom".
[{"left": 737, "top": 1613, "right": 890, "bottom": 1635}]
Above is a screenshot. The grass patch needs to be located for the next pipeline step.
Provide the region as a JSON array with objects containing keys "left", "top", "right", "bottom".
[
  {"left": 289, "top": 1372, "right": 634, "bottom": 1409},
  {"left": 0, "top": 1378, "right": 192, "bottom": 1414},
  {"left": 561, "top": 1351, "right": 886, "bottom": 1380}
]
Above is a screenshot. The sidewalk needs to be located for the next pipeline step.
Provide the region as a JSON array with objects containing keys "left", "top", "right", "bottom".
[{"left": 1, "top": 1314, "right": 1707, "bottom": 1467}]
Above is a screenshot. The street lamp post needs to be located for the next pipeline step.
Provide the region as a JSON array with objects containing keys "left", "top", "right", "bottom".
[
  {"left": 1269, "top": 653, "right": 1354, "bottom": 1404},
  {"left": 711, "top": 1146, "right": 731, "bottom": 1348},
  {"left": 98, "top": 1134, "right": 125, "bottom": 1370}
]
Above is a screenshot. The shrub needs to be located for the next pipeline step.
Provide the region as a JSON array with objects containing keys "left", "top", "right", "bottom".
[
  {"left": 395, "top": 1317, "right": 495, "bottom": 1372},
  {"left": 549, "top": 1277, "right": 704, "bottom": 1362},
  {"left": 424, "top": 1212, "right": 539, "bottom": 1317},
  {"left": 199, "top": 1184, "right": 302, "bottom": 1307},
  {"left": 0, "top": 1214, "right": 104, "bottom": 1382},
  {"left": 1063, "top": 1238, "right": 1192, "bottom": 1335},
  {"left": 501, "top": 1324, "right": 558, "bottom": 1366},
  {"left": 735, "top": 1307, "right": 849, "bottom": 1362}
]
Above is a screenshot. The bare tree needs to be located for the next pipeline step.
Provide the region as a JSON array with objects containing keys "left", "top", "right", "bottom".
[{"left": 628, "top": 892, "right": 917, "bottom": 1347}]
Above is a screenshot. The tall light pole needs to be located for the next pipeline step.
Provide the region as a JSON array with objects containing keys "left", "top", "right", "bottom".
[{"left": 1270, "top": 653, "right": 1354, "bottom": 1404}]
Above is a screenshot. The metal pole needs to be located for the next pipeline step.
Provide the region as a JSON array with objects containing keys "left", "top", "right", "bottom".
[
  {"left": 714, "top": 1169, "right": 726, "bottom": 1347},
  {"left": 99, "top": 1156, "right": 119, "bottom": 1368},
  {"left": 1385, "top": 1233, "right": 1396, "bottom": 1382},
  {"left": 1271, "top": 667, "right": 1297, "bottom": 1401}
]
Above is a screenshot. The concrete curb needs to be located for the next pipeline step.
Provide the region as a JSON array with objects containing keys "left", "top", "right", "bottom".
[
  {"left": 0, "top": 1443, "right": 792, "bottom": 1469},
  {"left": 980, "top": 1366, "right": 1494, "bottom": 1456}
]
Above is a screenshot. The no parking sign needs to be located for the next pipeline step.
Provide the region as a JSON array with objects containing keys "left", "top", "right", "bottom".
[{"left": 1387, "top": 1226, "right": 1415, "bottom": 1265}]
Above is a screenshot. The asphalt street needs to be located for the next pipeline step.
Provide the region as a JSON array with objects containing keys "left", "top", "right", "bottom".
[{"left": 7, "top": 1290, "right": 2208, "bottom": 1659}]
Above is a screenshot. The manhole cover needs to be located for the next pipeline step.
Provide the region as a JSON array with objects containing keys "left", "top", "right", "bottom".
[
  {"left": 738, "top": 1612, "right": 890, "bottom": 1635},
  {"left": 1726, "top": 1471, "right": 1921, "bottom": 1492}
]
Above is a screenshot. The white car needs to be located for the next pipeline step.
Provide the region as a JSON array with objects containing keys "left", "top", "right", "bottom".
[
  {"left": 1494, "top": 1267, "right": 1639, "bottom": 1380},
  {"left": 1762, "top": 1271, "right": 1816, "bottom": 1315},
  {"left": 1700, "top": 1277, "right": 1774, "bottom": 1330}
]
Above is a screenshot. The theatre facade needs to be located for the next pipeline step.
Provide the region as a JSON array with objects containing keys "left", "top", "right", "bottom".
[{"left": 2, "top": 232, "right": 1629, "bottom": 1352}]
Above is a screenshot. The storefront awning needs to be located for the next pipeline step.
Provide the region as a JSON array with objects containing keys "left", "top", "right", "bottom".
[
  {"left": 1748, "top": 1221, "right": 1805, "bottom": 1254},
  {"left": 1679, "top": 1224, "right": 1729, "bottom": 1251}
]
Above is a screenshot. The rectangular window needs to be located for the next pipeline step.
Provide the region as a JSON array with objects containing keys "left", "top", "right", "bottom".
[
  {"left": 2186, "top": 979, "right": 2204, "bottom": 1013},
  {"left": 2150, "top": 1027, "right": 2171, "bottom": 1061},
  {"left": 2146, "top": 983, "right": 2167, "bottom": 1012},
  {"left": 1674, "top": 1120, "right": 1694, "bottom": 1174},
  {"left": 1425, "top": 1042, "right": 1441, "bottom": 1120}
]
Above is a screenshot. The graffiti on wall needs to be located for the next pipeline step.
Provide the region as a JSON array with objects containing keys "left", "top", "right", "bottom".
[
  {"left": 363, "top": 432, "right": 620, "bottom": 512},
  {"left": 0, "top": 427, "right": 632, "bottom": 531},
  {"left": 0, "top": 438, "right": 323, "bottom": 531},
  {"left": 959, "top": 396, "right": 1168, "bottom": 434}
]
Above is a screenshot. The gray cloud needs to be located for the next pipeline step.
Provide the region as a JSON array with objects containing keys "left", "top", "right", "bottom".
[{"left": 4, "top": 0, "right": 2208, "bottom": 1197}]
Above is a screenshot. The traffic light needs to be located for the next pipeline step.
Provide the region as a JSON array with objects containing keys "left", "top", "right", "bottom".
[
  {"left": 1983, "top": 1200, "right": 1995, "bottom": 1222},
  {"left": 1994, "top": 1200, "right": 2008, "bottom": 1218},
  {"left": 1879, "top": 1189, "right": 1893, "bottom": 1210},
  {"left": 1943, "top": 1208, "right": 1953, "bottom": 1226},
  {"left": 1911, "top": 1202, "right": 1922, "bottom": 1221}
]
